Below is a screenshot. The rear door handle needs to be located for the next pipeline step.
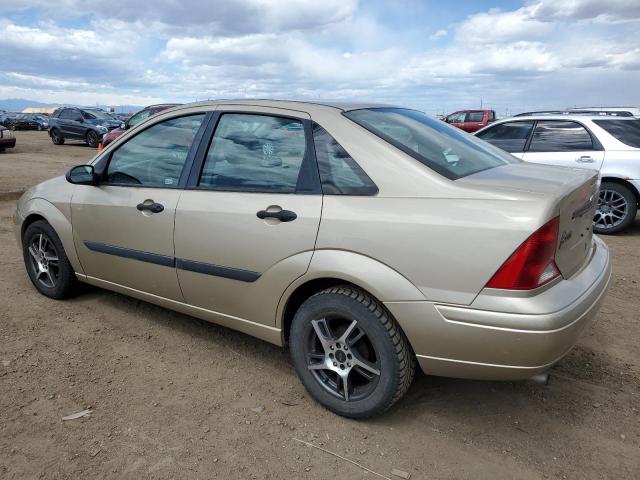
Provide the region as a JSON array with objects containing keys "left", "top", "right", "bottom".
[
  {"left": 137, "top": 202, "right": 164, "bottom": 213},
  {"left": 575, "top": 156, "right": 595, "bottom": 163},
  {"left": 256, "top": 209, "right": 297, "bottom": 222}
]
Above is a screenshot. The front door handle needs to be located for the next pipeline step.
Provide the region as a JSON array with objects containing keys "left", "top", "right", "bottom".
[
  {"left": 575, "top": 156, "right": 595, "bottom": 163},
  {"left": 137, "top": 202, "right": 164, "bottom": 213},
  {"left": 256, "top": 209, "right": 297, "bottom": 222}
]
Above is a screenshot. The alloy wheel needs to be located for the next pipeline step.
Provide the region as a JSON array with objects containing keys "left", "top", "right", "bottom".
[
  {"left": 305, "top": 316, "right": 381, "bottom": 402},
  {"left": 594, "top": 188, "right": 628, "bottom": 230},
  {"left": 27, "top": 233, "right": 60, "bottom": 288}
]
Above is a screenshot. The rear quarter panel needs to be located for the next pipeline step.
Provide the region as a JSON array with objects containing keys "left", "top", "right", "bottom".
[{"left": 315, "top": 195, "right": 546, "bottom": 305}]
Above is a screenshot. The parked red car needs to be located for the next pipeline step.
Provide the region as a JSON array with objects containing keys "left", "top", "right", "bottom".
[
  {"left": 102, "top": 104, "right": 180, "bottom": 146},
  {"left": 444, "top": 109, "right": 496, "bottom": 133}
]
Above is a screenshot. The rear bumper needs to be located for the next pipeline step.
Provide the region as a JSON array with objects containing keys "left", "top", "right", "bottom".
[{"left": 385, "top": 236, "right": 611, "bottom": 380}]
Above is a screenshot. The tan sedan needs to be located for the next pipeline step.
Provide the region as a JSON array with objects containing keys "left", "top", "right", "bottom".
[{"left": 14, "top": 101, "right": 611, "bottom": 418}]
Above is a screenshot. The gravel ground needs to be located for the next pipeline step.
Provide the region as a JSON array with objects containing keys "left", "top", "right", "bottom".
[{"left": 1, "top": 131, "right": 639, "bottom": 479}]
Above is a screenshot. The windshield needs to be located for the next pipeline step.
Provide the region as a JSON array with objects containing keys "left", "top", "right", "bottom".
[
  {"left": 344, "top": 108, "right": 517, "bottom": 179},
  {"left": 82, "top": 109, "right": 116, "bottom": 120},
  {"left": 594, "top": 119, "right": 640, "bottom": 148}
]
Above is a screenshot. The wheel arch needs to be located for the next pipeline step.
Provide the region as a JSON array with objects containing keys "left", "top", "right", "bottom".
[
  {"left": 278, "top": 250, "right": 426, "bottom": 347},
  {"left": 19, "top": 198, "right": 84, "bottom": 276},
  {"left": 601, "top": 176, "right": 640, "bottom": 204}
]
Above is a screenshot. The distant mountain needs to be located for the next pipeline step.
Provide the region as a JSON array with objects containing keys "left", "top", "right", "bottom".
[
  {"left": 0, "top": 98, "right": 143, "bottom": 114},
  {"left": 0, "top": 98, "right": 57, "bottom": 112}
]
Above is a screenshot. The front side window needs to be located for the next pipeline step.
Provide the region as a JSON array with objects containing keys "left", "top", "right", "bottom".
[
  {"left": 447, "top": 112, "right": 466, "bottom": 123},
  {"left": 198, "top": 114, "right": 306, "bottom": 193},
  {"left": 593, "top": 119, "right": 640, "bottom": 148},
  {"left": 105, "top": 114, "right": 205, "bottom": 187},
  {"left": 476, "top": 121, "right": 534, "bottom": 152},
  {"left": 128, "top": 110, "right": 153, "bottom": 127},
  {"left": 467, "top": 112, "right": 484, "bottom": 122},
  {"left": 313, "top": 124, "right": 377, "bottom": 195},
  {"left": 529, "top": 121, "right": 594, "bottom": 152},
  {"left": 345, "top": 108, "right": 517, "bottom": 180}
]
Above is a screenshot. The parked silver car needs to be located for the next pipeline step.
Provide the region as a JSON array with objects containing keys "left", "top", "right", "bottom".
[
  {"left": 476, "top": 114, "right": 640, "bottom": 233},
  {"left": 14, "top": 101, "right": 611, "bottom": 417}
]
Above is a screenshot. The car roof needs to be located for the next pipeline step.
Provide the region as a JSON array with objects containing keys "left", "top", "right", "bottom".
[
  {"left": 493, "top": 114, "right": 639, "bottom": 122},
  {"left": 167, "top": 99, "right": 402, "bottom": 115}
]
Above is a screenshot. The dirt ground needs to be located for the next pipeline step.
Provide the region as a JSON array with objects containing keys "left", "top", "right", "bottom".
[{"left": 1, "top": 131, "right": 639, "bottom": 480}]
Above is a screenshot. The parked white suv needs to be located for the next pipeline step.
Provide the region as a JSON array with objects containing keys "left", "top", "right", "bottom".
[{"left": 476, "top": 114, "right": 640, "bottom": 234}]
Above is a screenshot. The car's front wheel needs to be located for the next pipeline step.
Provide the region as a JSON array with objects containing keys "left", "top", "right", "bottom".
[
  {"left": 594, "top": 182, "right": 638, "bottom": 234},
  {"left": 86, "top": 130, "right": 99, "bottom": 148},
  {"left": 290, "top": 286, "right": 416, "bottom": 418},
  {"left": 22, "top": 220, "right": 78, "bottom": 299},
  {"left": 50, "top": 129, "right": 64, "bottom": 145}
]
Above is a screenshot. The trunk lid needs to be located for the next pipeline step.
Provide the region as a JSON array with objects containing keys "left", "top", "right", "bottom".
[
  {"left": 554, "top": 173, "right": 598, "bottom": 278},
  {"left": 459, "top": 162, "right": 599, "bottom": 279}
]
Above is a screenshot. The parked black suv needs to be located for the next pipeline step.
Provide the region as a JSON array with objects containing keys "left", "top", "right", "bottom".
[{"left": 48, "top": 107, "right": 122, "bottom": 147}]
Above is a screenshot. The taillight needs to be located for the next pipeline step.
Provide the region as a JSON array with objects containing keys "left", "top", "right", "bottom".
[{"left": 486, "top": 217, "right": 561, "bottom": 290}]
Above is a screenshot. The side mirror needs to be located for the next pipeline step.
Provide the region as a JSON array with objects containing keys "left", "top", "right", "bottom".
[
  {"left": 66, "top": 165, "right": 97, "bottom": 185},
  {"left": 121, "top": 122, "right": 127, "bottom": 130}
]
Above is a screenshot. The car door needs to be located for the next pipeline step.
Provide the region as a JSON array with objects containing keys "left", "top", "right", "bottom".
[
  {"left": 475, "top": 120, "right": 535, "bottom": 160},
  {"left": 461, "top": 111, "right": 485, "bottom": 132},
  {"left": 71, "top": 112, "right": 209, "bottom": 300},
  {"left": 522, "top": 120, "right": 604, "bottom": 171},
  {"left": 59, "top": 109, "right": 82, "bottom": 138},
  {"left": 174, "top": 107, "right": 322, "bottom": 328}
]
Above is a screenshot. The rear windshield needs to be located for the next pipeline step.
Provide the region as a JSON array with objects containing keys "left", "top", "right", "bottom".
[
  {"left": 593, "top": 119, "right": 640, "bottom": 148},
  {"left": 344, "top": 108, "right": 517, "bottom": 179}
]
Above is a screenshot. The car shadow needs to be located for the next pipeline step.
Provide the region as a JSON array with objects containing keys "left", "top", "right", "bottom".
[{"left": 67, "top": 286, "right": 616, "bottom": 431}]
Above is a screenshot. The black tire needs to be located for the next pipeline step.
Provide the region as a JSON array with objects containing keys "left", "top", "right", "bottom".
[
  {"left": 50, "top": 128, "right": 64, "bottom": 145},
  {"left": 86, "top": 130, "right": 99, "bottom": 148},
  {"left": 290, "top": 286, "right": 416, "bottom": 419},
  {"left": 22, "top": 220, "right": 78, "bottom": 299},
  {"left": 593, "top": 182, "right": 638, "bottom": 234}
]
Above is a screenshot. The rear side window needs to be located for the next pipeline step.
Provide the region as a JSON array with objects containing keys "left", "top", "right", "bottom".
[
  {"left": 198, "top": 114, "right": 306, "bottom": 193},
  {"left": 529, "top": 121, "right": 594, "bottom": 152},
  {"left": 593, "top": 119, "right": 640, "bottom": 148},
  {"left": 312, "top": 124, "right": 377, "bottom": 195},
  {"left": 60, "top": 109, "right": 79, "bottom": 120},
  {"left": 106, "top": 114, "right": 205, "bottom": 187},
  {"left": 345, "top": 108, "right": 516, "bottom": 180},
  {"left": 476, "top": 121, "right": 534, "bottom": 152},
  {"left": 467, "top": 112, "right": 484, "bottom": 122}
]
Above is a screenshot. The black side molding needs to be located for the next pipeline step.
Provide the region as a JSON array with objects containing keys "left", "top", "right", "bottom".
[
  {"left": 176, "top": 258, "right": 260, "bottom": 283},
  {"left": 83, "top": 241, "right": 260, "bottom": 282},
  {"left": 83, "top": 241, "right": 175, "bottom": 267}
]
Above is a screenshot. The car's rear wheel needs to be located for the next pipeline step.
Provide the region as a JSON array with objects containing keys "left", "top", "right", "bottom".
[
  {"left": 22, "top": 220, "right": 78, "bottom": 299},
  {"left": 593, "top": 182, "right": 637, "bottom": 234},
  {"left": 50, "top": 129, "right": 64, "bottom": 145},
  {"left": 86, "top": 130, "right": 99, "bottom": 148},
  {"left": 290, "top": 286, "right": 416, "bottom": 418}
]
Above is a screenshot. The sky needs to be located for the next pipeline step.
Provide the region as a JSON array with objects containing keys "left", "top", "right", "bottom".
[{"left": 1, "top": 0, "right": 639, "bottom": 115}]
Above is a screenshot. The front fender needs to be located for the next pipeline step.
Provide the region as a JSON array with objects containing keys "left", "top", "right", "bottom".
[
  {"left": 17, "top": 197, "right": 85, "bottom": 276},
  {"left": 275, "top": 249, "right": 426, "bottom": 330}
]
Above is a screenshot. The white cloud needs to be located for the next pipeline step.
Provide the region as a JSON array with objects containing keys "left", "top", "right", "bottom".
[
  {"left": 455, "top": 5, "right": 551, "bottom": 44},
  {"left": 429, "top": 29, "right": 448, "bottom": 40},
  {"left": 1, "top": 0, "right": 640, "bottom": 113},
  {"left": 5, "top": 0, "right": 358, "bottom": 34},
  {"left": 530, "top": 0, "right": 640, "bottom": 24}
]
